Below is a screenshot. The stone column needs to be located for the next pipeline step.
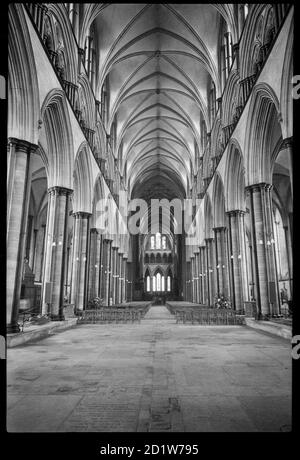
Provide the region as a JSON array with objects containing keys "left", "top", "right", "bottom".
[
  {"left": 283, "top": 224, "right": 293, "bottom": 297},
  {"left": 111, "top": 246, "right": 118, "bottom": 305},
  {"left": 196, "top": 251, "right": 201, "bottom": 303},
  {"left": 115, "top": 249, "right": 120, "bottom": 305},
  {"left": 246, "top": 184, "right": 279, "bottom": 317},
  {"left": 281, "top": 137, "right": 293, "bottom": 198},
  {"left": 213, "top": 227, "right": 225, "bottom": 297},
  {"left": 117, "top": 252, "right": 123, "bottom": 304},
  {"left": 205, "top": 238, "right": 216, "bottom": 306},
  {"left": 122, "top": 256, "right": 127, "bottom": 303},
  {"left": 264, "top": 185, "right": 280, "bottom": 315},
  {"left": 69, "top": 212, "right": 91, "bottom": 312},
  {"left": 197, "top": 249, "right": 202, "bottom": 303},
  {"left": 102, "top": 238, "right": 112, "bottom": 305},
  {"left": 226, "top": 211, "right": 248, "bottom": 311},
  {"left": 7, "top": 138, "right": 38, "bottom": 332},
  {"left": 94, "top": 233, "right": 102, "bottom": 297},
  {"left": 88, "top": 228, "right": 99, "bottom": 301},
  {"left": 25, "top": 215, "right": 34, "bottom": 261},
  {"left": 41, "top": 187, "right": 73, "bottom": 320},
  {"left": 191, "top": 256, "right": 195, "bottom": 302},
  {"left": 118, "top": 253, "right": 122, "bottom": 305},
  {"left": 31, "top": 228, "right": 38, "bottom": 272},
  {"left": 186, "top": 261, "right": 191, "bottom": 301},
  {"left": 126, "top": 261, "right": 132, "bottom": 302},
  {"left": 36, "top": 224, "right": 46, "bottom": 282},
  {"left": 199, "top": 246, "right": 207, "bottom": 305}
]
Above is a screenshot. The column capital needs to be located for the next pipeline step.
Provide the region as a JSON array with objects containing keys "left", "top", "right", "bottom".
[
  {"left": 8, "top": 137, "right": 38, "bottom": 154},
  {"left": 90, "top": 227, "right": 99, "bottom": 234},
  {"left": 204, "top": 237, "right": 214, "bottom": 243},
  {"left": 245, "top": 183, "right": 272, "bottom": 193},
  {"left": 48, "top": 186, "right": 73, "bottom": 197},
  {"left": 103, "top": 237, "right": 113, "bottom": 244},
  {"left": 213, "top": 226, "right": 227, "bottom": 233},
  {"left": 72, "top": 211, "right": 92, "bottom": 219},
  {"left": 226, "top": 209, "right": 245, "bottom": 217},
  {"left": 280, "top": 136, "right": 293, "bottom": 150}
]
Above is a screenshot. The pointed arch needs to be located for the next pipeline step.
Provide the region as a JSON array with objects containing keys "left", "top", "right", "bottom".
[
  {"left": 73, "top": 142, "right": 94, "bottom": 213},
  {"left": 225, "top": 139, "right": 245, "bottom": 211},
  {"left": 41, "top": 88, "right": 73, "bottom": 188},
  {"left": 204, "top": 194, "right": 213, "bottom": 239},
  {"left": 8, "top": 3, "right": 40, "bottom": 144},
  {"left": 245, "top": 83, "right": 281, "bottom": 185},
  {"left": 77, "top": 73, "right": 96, "bottom": 129},
  {"left": 280, "top": 19, "right": 293, "bottom": 139},
  {"left": 212, "top": 173, "right": 226, "bottom": 227},
  {"left": 46, "top": 4, "right": 78, "bottom": 84}
]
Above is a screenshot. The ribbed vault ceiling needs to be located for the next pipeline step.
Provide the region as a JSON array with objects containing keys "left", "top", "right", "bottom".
[{"left": 90, "top": 4, "right": 232, "bottom": 202}]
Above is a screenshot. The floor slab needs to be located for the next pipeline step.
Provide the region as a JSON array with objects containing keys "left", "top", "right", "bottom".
[{"left": 7, "top": 306, "right": 292, "bottom": 432}]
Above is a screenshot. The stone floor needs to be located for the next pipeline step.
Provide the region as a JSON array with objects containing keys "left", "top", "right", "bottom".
[{"left": 7, "top": 305, "right": 292, "bottom": 432}]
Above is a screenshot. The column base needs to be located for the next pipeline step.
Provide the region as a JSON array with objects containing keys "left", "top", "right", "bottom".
[
  {"left": 7, "top": 322, "right": 21, "bottom": 334},
  {"left": 50, "top": 314, "right": 65, "bottom": 322}
]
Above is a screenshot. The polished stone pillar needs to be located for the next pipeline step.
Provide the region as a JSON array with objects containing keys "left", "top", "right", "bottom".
[
  {"left": 246, "top": 184, "right": 280, "bottom": 316},
  {"left": 126, "top": 261, "right": 132, "bottom": 301},
  {"left": 205, "top": 238, "right": 216, "bottom": 306},
  {"left": 226, "top": 211, "right": 248, "bottom": 311},
  {"left": 186, "top": 261, "right": 191, "bottom": 301},
  {"left": 213, "top": 227, "right": 226, "bottom": 297},
  {"left": 196, "top": 251, "right": 201, "bottom": 303},
  {"left": 283, "top": 224, "right": 293, "bottom": 297},
  {"left": 191, "top": 256, "right": 196, "bottom": 302},
  {"left": 199, "top": 246, "right": 207, "bottom": 305},
  {"left": 195, "top": 251, "right": 200, "bottom": 303},
  {"left": 111, "top": 246, "right": 118, "bottom": 305},
  {"left": 197, "top": 249, "right": 203, "bottom": 303},
  {"left": 117, "top": 252, "right": 123, "bottom": 304},
  {"left": 95, "top": 233, "right": 102, "bottom": 297},
  {"left": 102, "top": 238, "right": 112, "bottom": 305},
  {"left": 36, "top": 224, "right": 46, "bottom": 282},
  {"left": 42, "top": 187, "right": 73, "bottom": 319},
  {"left": 88, "top": 228, "right": 99, "bottom": 301},
  {"left": 116, "top": 253, "right": 120, "bottom": 305},
  {"left": 98, "top": 235, "right": 104, "bottom": 299},
  {"left": 280, "top": 138, "right": 293, "bottom": 198},
  {"left": 264, "top": 185, "right": 280, "bottom": 315},
  {"left": 70, "top": 212, "right": 91, "bottom": 312},
  {"left": 7, "top": 138, "right": 38, "bottom": 332},
  {"left": 122, "top": 256, "right": 127, "bottom": 303},
  {"left": 25, "top": 215, "right": 34, "bottom": 261},
  {"left": 30, "top": 228, "right": 38, "bottom": 271}
]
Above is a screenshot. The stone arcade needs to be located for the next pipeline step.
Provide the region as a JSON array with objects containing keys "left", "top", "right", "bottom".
[{"left": 7, "top": 3, "right": 293, "bottom": 432}]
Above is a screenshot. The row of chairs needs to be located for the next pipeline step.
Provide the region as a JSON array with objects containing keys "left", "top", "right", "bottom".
[
  {"left": 77, "top": 308, "right": 142, "bottom": 324},
  {"left": 174, "top": 308, "right": 245, "bottom": 325}
]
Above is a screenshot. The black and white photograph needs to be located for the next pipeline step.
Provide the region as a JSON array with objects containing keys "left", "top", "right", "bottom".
[{"left": 4, "top": 2, "right": 297, "bottom": 442}]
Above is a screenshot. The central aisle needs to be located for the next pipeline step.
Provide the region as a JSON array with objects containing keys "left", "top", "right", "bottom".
[
  {"left": 143, "top": 305, "right": 173, "bottom": 320},
  {"left": 7, "top": 309, "right": 291, "bottom": 433}
]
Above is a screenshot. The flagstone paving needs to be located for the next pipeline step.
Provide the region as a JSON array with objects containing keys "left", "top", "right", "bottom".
[{"left": 7, "top": 305, "right": 291, "bottom": 432}]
